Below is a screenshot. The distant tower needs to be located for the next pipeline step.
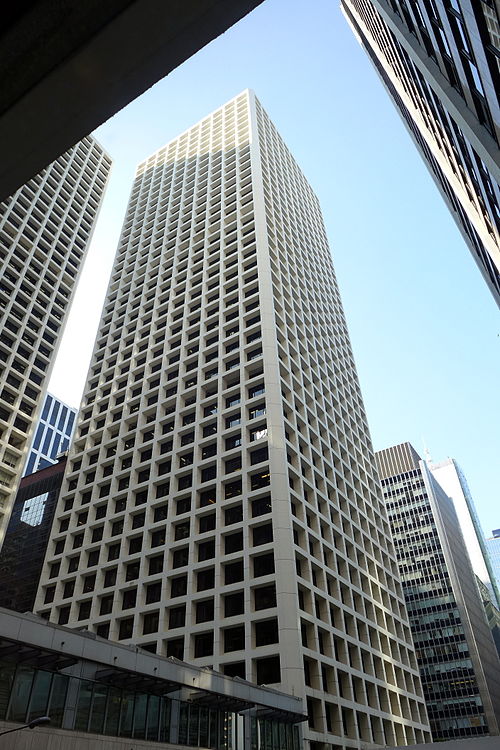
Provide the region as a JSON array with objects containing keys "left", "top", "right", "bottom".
[
  {"left": 35, "top": 91, "right": 430, "bottom": 748},
  {"left": 430, "top": 457, "right": 500, "bottom": 608},
  {"left": 377, "top": 442, "right": 500, "bottom": 740},
  {"left": 0, "top": 137, "right": 111, "bottom": 545},
  {"left": 486, "top": 530, "right": 500, "bottom": 597},
  {"left": 23, "top": 392, "right": 77, "bottom": 477},
  {"left": 341, "top": 0, "right": 500, "bottom": 305}
]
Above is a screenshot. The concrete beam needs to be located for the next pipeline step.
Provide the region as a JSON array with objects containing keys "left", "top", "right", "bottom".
[{"left": 0, "top": 0, "right": 263, "bottom": 202}]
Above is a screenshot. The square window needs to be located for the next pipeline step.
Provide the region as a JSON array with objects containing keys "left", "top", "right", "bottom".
[
  {"left": 224, "top": 625, "right": 245, "bottom": 652},
  {"left": 224, "top": 591, "right": 244, "bottom": 617},
  {"left": 194, "top": 632, "right": 214, "bottom": 658}
]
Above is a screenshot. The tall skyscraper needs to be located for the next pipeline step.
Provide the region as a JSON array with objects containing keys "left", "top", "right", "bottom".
[
  {"left": 35, "top": 91, "right": 430, "bottom": 748},
  {"left": 0, "top": 137, "right": 111, "bottom": 545},
  {"left": 377, "top": 442, "right": 500, "bottom": 741},
  {"left": 23, "top": 392, "right": 77, "bottom": 477},
  {"left": 486, "top": 529, "right": 500, "bottom": 595},
  {"left": 430, "top": 457, "right": 500, "bottom": 608},
  {"left": 341, "top": 0, "right": 500, "bottom": 306}
]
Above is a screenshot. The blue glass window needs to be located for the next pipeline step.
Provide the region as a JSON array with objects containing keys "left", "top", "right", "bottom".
[
  {"left": 58, "top": 406, "right": 68, "bottom": 431},
  {"left": 32, "top": 423, "right": 44, "bottom": 450},
  {"left": 41, "top": 395, "right": 52, "bottom": 421}
]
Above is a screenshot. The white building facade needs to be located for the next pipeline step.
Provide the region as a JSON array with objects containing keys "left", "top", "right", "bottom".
[
  {"left": 35, "top": 91, "right": 430, "bottom": 749},
  {"left": 0, "top": 138, "right": 111, "bottom": 545}
]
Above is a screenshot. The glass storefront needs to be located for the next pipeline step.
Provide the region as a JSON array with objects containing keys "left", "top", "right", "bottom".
[{"left": 0, "top": 660, "right": 300, "bottom": 750}]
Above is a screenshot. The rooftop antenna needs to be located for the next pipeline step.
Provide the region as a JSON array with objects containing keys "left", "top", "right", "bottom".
[{"left": 422, "top": 437, "right": 432, "bottom": 466}]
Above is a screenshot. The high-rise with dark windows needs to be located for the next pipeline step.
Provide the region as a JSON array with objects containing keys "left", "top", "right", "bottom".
[
  {"left": 341, "top": 0, "right": 500, "bottom": 305},
  {"left": 35, "top": 91, "right": 430, "bottom": 749},
  {"left": 23, "top": 392, "right": 77, "bottom": 476},
  {"left": 376, "top": 442, "right": 500, "bottom": 740},
  {"left": 0, "top": 456, "right": 67, "bottom": 613},
  {"left": 0, "top": 137, "right": 111, "bottom": 545}
]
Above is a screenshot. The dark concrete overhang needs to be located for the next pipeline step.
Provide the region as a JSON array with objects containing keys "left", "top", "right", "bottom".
[
  {"left": 0, "top": 608, "right": 307, "bottom": 723},
  {"left": 0, "top": 0, "right": 264, "bottom": 202}
]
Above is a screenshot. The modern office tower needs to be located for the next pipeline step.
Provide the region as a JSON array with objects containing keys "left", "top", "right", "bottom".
[
  {"left": 377, "top": 442, "right": 500, "bottom": 741},
  {"left": 340, "top": 0, "right": 500, "bottom": 306},
  {"left": 35, "top": 90, "right": 430, "bottom": 749},
  {"left": 476, "top": 576, "right": 500, "bottom": 657},
  {"left": 486, "top": 529, "right": 500, "bottom": 594},
  {"left": 0, "top": 137, "right": 111, "bottom": 546},
  {"left": 23, "top": 392, "right": 77, "bottom": 477},
  {"left": 430, "top": 457, "right": 500, "bottom": 608},
  {"left": 0, "top": 456, "right": 66, "bottom": 613}
]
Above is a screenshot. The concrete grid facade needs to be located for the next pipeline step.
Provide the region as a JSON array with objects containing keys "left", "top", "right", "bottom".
[
  {"left": 35, "top": 91, "right": 430, "bottom": 749},
  {"left": 0, "top": 139, "right": 111, "bottom": 546},
  {"left": 341, "top": 0, "right": 500, "bottom": 306}
]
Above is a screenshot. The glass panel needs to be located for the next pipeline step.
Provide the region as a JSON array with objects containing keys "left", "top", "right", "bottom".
[
  {"left": 0, "top": 661, "right": 17, "bottom": 720},
  {"left": 74, "top": 680, "right": 93, "bottom": 731},
  {"left": 104, "top": 686, "right": 122, "bottom": 736},
  {"left": 119, "top": 691, "right": 135, "bottom": 737},
  {"left": 27, "top": 670, "right": 52, "bottom": 721},
  {"left": 146, "top": 694, "right": 160, "bottom": 741},
  {"left": 8, "top": 665, "right": 35, "bottom": 723},
  {"left": 199, "top": 706, "right": 209, "bottom": 748},
  {"left": 159, "top": 697, "right": 171, "bottom": 743},
  {"left": 251, "top": 717, "right": 258, "bottom": 750},
  {"left": 189, "top": 703, "right": 199, "bottom": 746},
  {"left": 178, "top": 702, "right": 189, "bottom": 745},
  {"left": 48, "top": 673, "right": 68, "bottom": 728},
  {"left": 209, "top": 707, "right": 218, "bottom": 749},
  {"left": 89, "top": 683, "right": 107, "bottom": 734},
  {"left": 133, "top": 693, "right": 148, "bottom": 739}
]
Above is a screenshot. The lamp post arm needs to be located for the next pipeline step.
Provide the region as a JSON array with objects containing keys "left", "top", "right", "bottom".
[{"left": 0, "top": 723, "right": 32, "bottom": 737}]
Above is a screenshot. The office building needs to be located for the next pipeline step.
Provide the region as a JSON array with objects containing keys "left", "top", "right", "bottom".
[
  {"left": 341, "top": 0, "right": 500, "bottom": 305},
  {"left": 377, "top": 442, "right": 500, "bottom": 740},
  {"left": 0, "top": 607, "right": 306, "bottom": 749},
  {"left": 476, "top": 575, "right": 500, "bottom": 656},
  {"left": 35, "top": 90, "right": 430, "bottom": 748},
  {"left": 430, "top": 457, "right": 500, "bottom": 608},
  {"left": 486, "top": 529, "right": 500, "bottom": 594},
  {"left": 0, "top": 137, "right": 111, "bottom": 546},
  {"left": 23, "top": 392, "right": 77, "bottom": 477},
  {"left": 0, "top": 457, "right": 66, "bottom": 613}
]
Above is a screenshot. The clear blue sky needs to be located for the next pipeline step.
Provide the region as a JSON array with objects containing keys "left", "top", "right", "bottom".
[{"left": 49, "top": 0, "right": 499, "bottom": 535}]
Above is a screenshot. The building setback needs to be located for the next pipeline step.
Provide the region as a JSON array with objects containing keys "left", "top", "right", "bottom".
[
  {"left": 35, "top": 90, "right": 430, "bottom": 748},
  {"left": 0, "top": 457, "right": 66, "bottom": 613},
  {"left": 0, "top": 137, "right": 111, "bottom": 545},
  {"left": 23, "top": 392, "right": 77, "bottom": 477},
  {"left": 376, "top": 442, "right": 500, "bottom": 741},
  {"left": 340, "top": 0, "right": 500, "bottom": 306}
]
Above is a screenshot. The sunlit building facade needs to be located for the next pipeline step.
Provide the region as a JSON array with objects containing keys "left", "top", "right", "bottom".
[
  {"left": 341, "top": 0, "right": 500, "bottom": 306},
  {"left": 35, "top": 91, "right": 430, "bottom": 748},
  {"left": 0, "top": 138, "right": 111, "bottom": 545}
]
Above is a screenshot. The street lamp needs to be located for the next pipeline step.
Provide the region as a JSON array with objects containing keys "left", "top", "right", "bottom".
[{"left": 0, "top": 715, "right": 51, "bottom": 737}]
